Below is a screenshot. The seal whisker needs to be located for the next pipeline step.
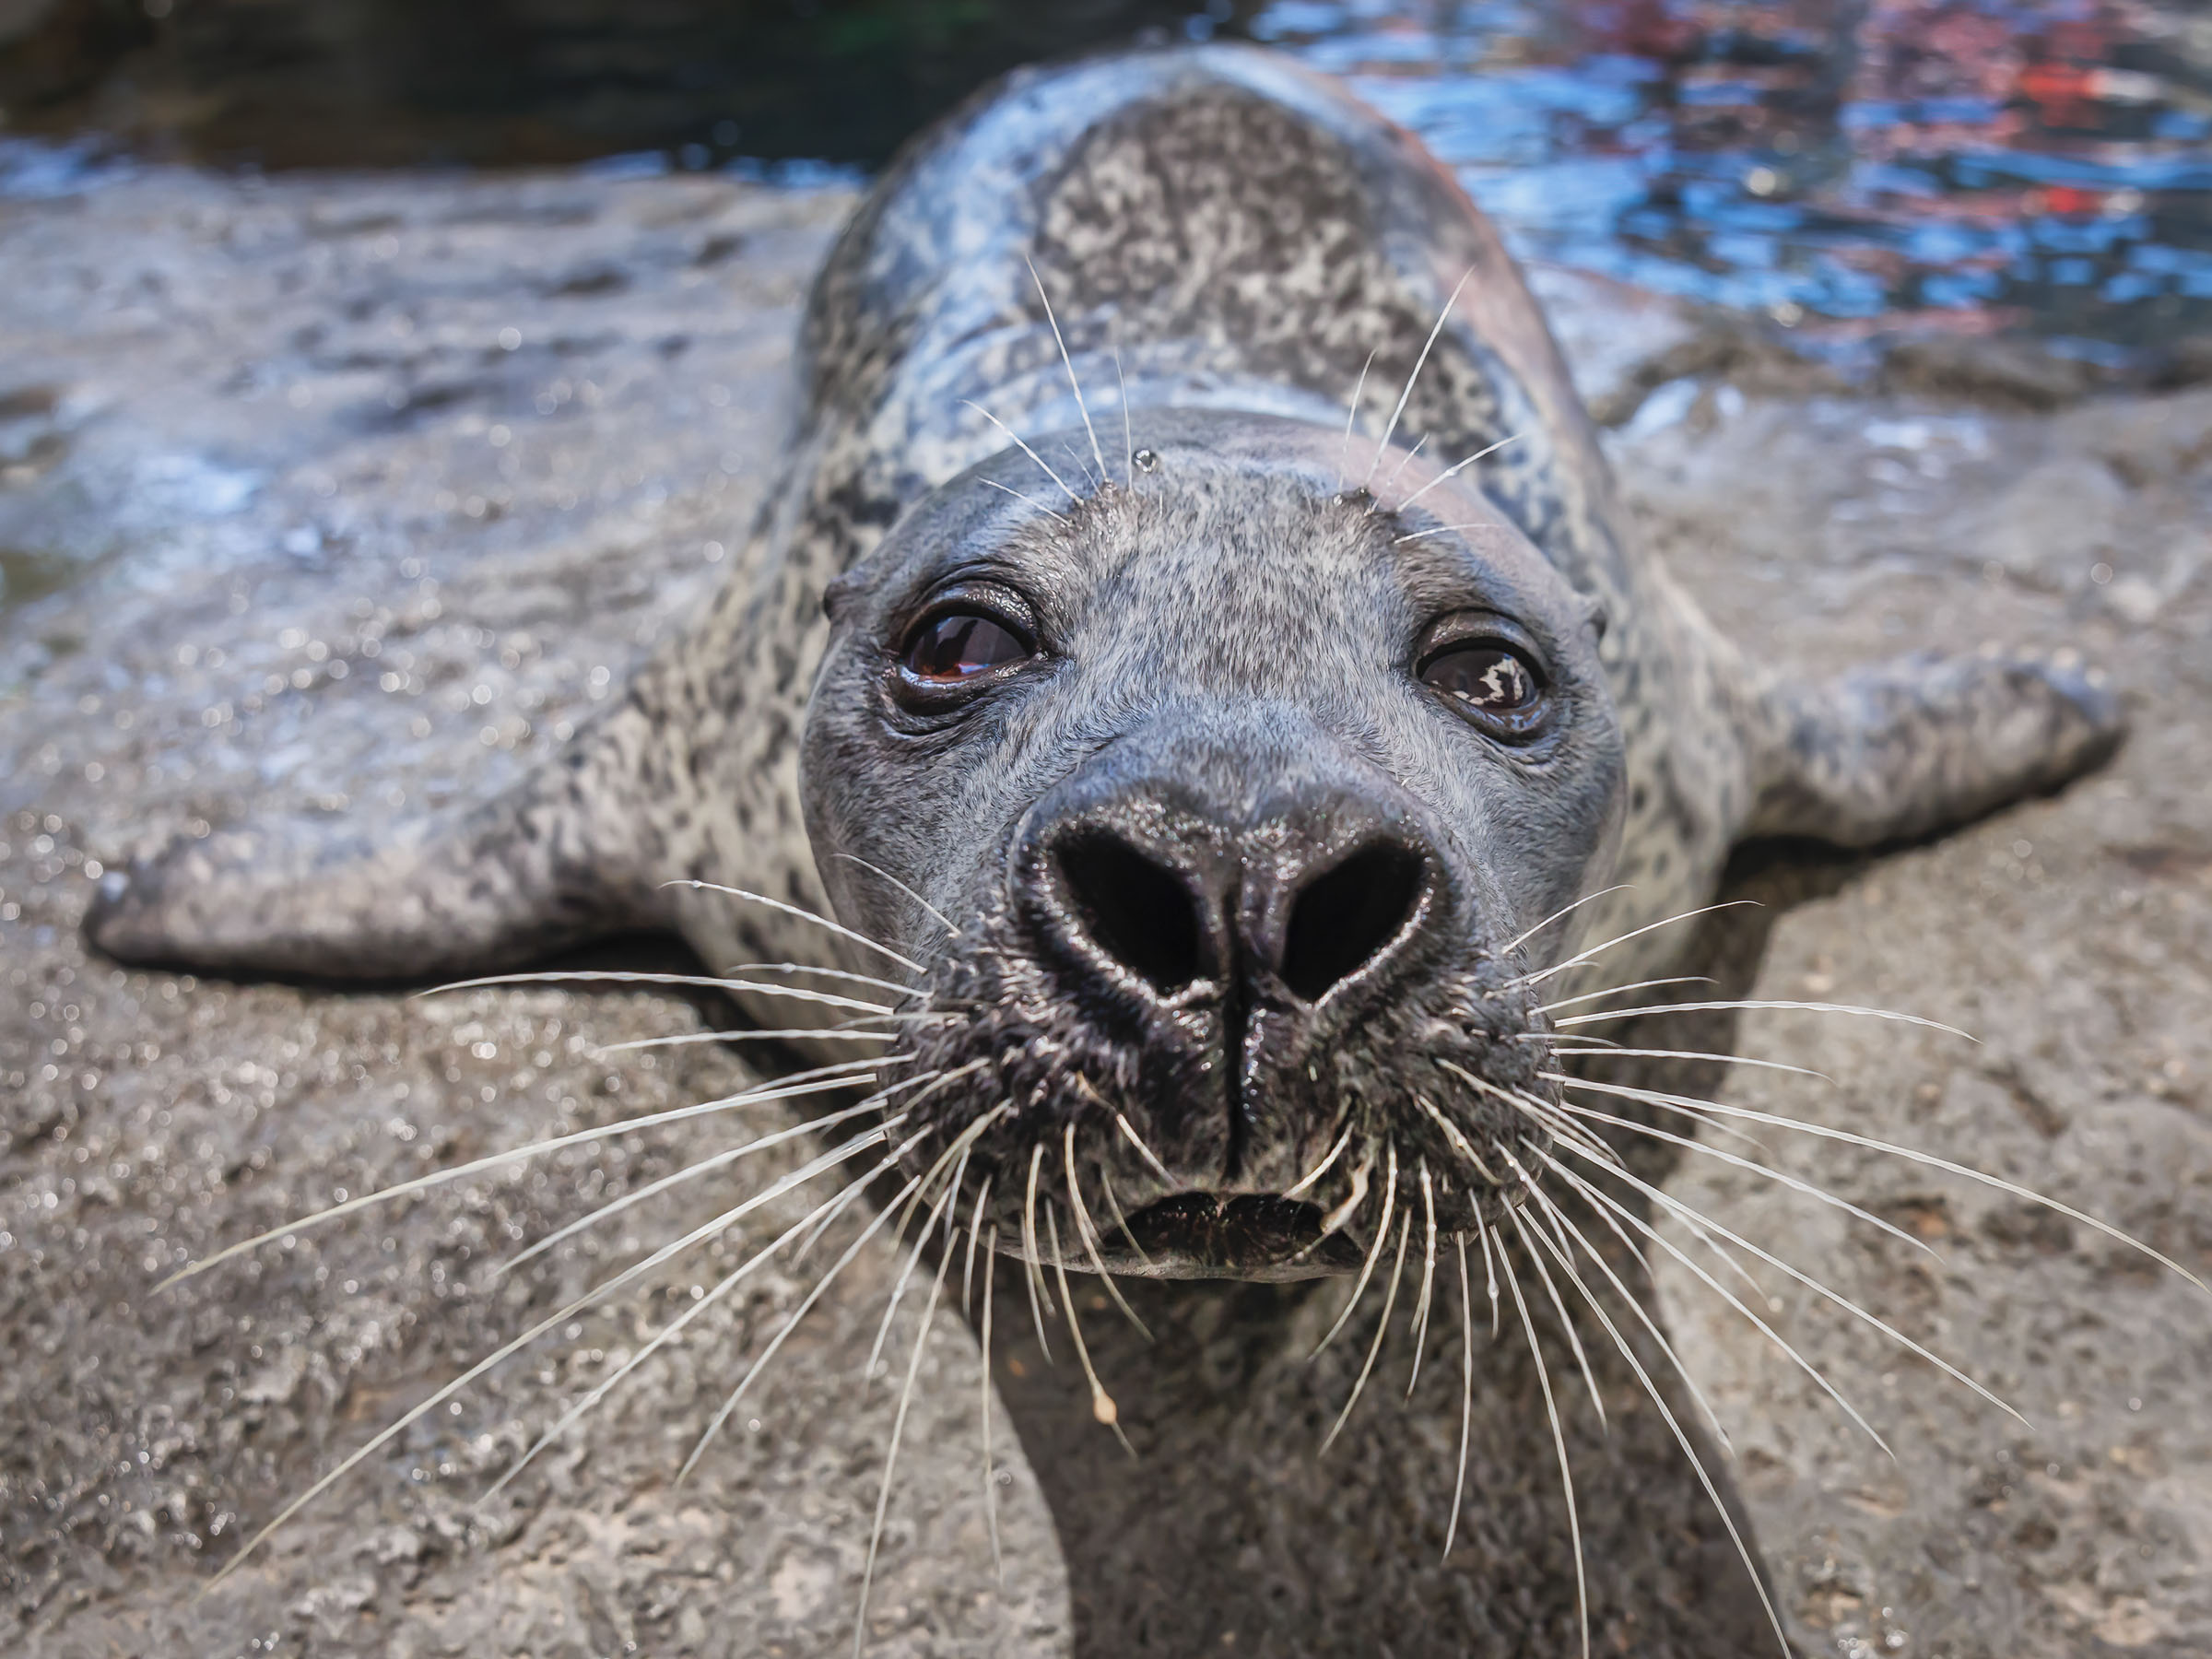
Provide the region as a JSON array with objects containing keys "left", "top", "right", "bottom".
[
  {"left": 1392, "top": 430, "right": 1529, "bottom": 515},
  {"left": 1104, "top": 1100, "right": 1175, "bottom": 1185},
  {"left": 1477, "top": 1209, "right": 1502, "bottom": 1340},
  {"left": 1496, "top": 883, "right": 1637, "bottom": 958},
  {"left": 1113, "top": 346, "right": 1133, "bottom": 489},
  {"left": 865, "top": 1152, "right": 971, "bottom": 1385},
  {"left": 594, "top": 1028, "right": 900, "bottom": 1053},
  {"left": 1380, "top": 430, "right": 1430, "bottom": 489},
  {"left": 1495, "top": 1147, "right": 1606, "bottom": 1430},
  {"left": 1549, "top": 999, "right": 1974, "bottom": 1043},
  {"left": 852, "top": 1171, "right": 961, "bottom": 1659},
  {"left": 962, "top": 1174, "right": 994, "bottom": 1319},
  {"left": 1542, "top": 1043, "right": 1831, "bottom": 1088},
  {"left": 978, "top": 1226, "right": 1004, "bottom": 1584},
  {"left": 1553, "top": 1099, "right": 1934, "bottom": 1260},
  {"left": 829, "top": 851, "right": 959, "bottom": 936},
  {"left": 1360, "top": 266, "right": 1474, "bottom": 488},
  {"left": 1022, "top": 1142, "right": 1057, "bottom": 1360},
  {"left": 1320, "top": 1206, "right": 1412, "bottom": 1455},
  {"left": 1048, "top": 1205, "right": 1135, "bottom": 1455},
  {"left": 1537, "top": 1149, "right": 1893, "bottom": 1458},
  {"left": 1335, "top": 347, "right": 1378, "bottom": 488},
  {"left": 201, "top": 1116, "right": 900, "bottom": 1590},
  {"left": 1406, "top": 1160, "right": 1440, "bottom": 1398},
  {"left": 1552, "top": 1131, "right": 2031, "bottom": 1424},
  {"left": 1417, "top": 1091, "right": 1502, "bottom": 1183},
  {"left": 1312, "top": 1142, "right": 1397, "bottom": 1358},
  {"left": 960, "top": 399, "right": 1083, "bottom": 506},
  {"left": 487, "top": 1129, "right": 928, "bottom": 1504},
  {"left": 1497, "top": 1208, "right": 1590, "bottom": 1659},
  {"left": 417, "top": 969, "right": 898, "bottom": 1018},
  {"left": 712, "top": 961, "right": 917, "bottom": 995},
  {"left": 1095, "top": 1162, "right": 1155, "bottom": 1270},
  {"left": 678, "top": 1119, "right": 1007, "bottom": 1484},
  {"left": 1531, "top": 975, "right": 1716, "bottom": 1015},
  {"left": 1065, "top": 1121, "right": 1151, "bottom": 1339},
  {"left": 1283, "top": 1119, "right": 1356, "bottom": 1200},
  {"left": 163, "top": 1064, "right": 912, "bottom": 1288},
  {"left": 1549, "top": 1072, "right": 2207, "bottom": 1295},
  {"left": 1506, "top": 901, "right": 1761, "bottom": 992},
  {"left": 1025, "top": 254, "right": 1111, "bottom": 488},
  {"left": 500, "top": 1103, "right": 917, "bottom": 1278},
  {"left": 665, "top": 878, "right": 926, "bottom": 971},
  {"left": 1443, "top": 1230, "right": 1477, "bottom": 1560},
  {"left": 981, "top": 476, "right": 1072, "bottom": 524}
]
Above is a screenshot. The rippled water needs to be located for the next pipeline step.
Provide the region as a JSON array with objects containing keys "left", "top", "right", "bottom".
[
  {"left": 8, "top": 1, "right": 2212, "bottom": 349},
  {"left": 1256, "top": 0, "right": 2212, "bottom": 350}
]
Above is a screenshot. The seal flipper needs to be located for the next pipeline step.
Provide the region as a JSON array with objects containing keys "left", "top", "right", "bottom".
[
  {"left": 1745, "top": 651, "right": 2124, "bottom": 848},
  {"left": 86, "top": 703, "right": 668, "bottom": 981}
]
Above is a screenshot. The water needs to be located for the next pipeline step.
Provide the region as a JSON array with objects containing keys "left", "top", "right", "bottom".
[
  {"left": 8, "top": 1, "right": 2212, "bottom": 347},
  {"left": 1252, "top": 1, "right": 2212, "bottom": 353}
]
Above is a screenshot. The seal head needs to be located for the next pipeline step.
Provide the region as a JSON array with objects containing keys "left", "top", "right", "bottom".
[{"left": 806, "top": 409, "right": 1622, "bottom": 1277}]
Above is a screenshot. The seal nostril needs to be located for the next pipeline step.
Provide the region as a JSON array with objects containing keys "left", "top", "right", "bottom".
[
  {"left": 1055, "top": 830, "right": 1205, "bottom": 994},
  {"left": 1280, "top": 842, "right": 1424, "bottom": 1002}
]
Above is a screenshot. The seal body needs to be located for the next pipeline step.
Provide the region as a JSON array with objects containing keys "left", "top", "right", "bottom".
[{"left": 85, "top": 39, "right": 2129, "bottom": 1653}]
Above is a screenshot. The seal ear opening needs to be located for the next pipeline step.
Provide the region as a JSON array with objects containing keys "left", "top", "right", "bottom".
[{"left": 85, "top": 708, "right": 667, "bottom": 982}]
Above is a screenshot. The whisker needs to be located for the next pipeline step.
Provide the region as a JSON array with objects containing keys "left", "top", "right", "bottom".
[
  {"left": 1406, "top": 1160, "right": 1440, "bottom": 1398},
  {"left": 488, "top": 1129, "right": 922, "bottom": 1504},
  {"left": 961, "top": 400, "right": 1083, "bottom": 506},
  {"left": 1538, "top": 1150, "right": 1890, "bottom": 1458},
  {"left": 1096, "top": 1162, "right": 1155, "bottom": 1271},
  {"left": 1113, "top": 347, "right": 1133, "bottom": 489},
  {"left": 1026, "top": 254, "right": 1110, "bottom": 487},
  {"left": 962, "top": 1175, "right": 994, "bottom": 1320},
  {"left": 1499, "top": 1212, "right": 1589, "bottom": 1659},
  {"left": 1392, "top": 430, "right": 1528, "bottom": 515},
  {"left": 1320, "top": 1206, "right": 1413, "bottom": 1455},
  {"left": 204, "top": 1117, "right": 894, "bottom": 1589},
  {"left": 713, "top": 961, "right": 915, "bottom": 995},
  {"left": 828, "top": 852, "right": 959, "bottom": 936},
  {"left": 1312, "top": 1142, "right": 1397, "bottom": 1358},
  {"left": 1551, "top": 1099, "right": 1935, "bottom": 1260},
  {"left": 1417, "top": 1087, "right": 1501, "bottom": 1183},
  {"left": 979, "top": 1228, "right": 1004, "bottom": 1583},
  {"left": 1023, "top": 1143, "right": 1056, "bottom": 1360},
  {"left": 417, "top": 968, "right": 894, "bottom": 1017},
  {"left": 1336, "top": 347, "right": 1379, "bottom": 488},
  {"left": 500, "top": 1103, "right": 916, "bottom": 1278},
  {"left": 1531, "top": 976, "right": 1716, "bottom": 1016},
  {"left": 1540, "top": 1043, "right": 1830, "bottom": 1089},
  {"left": 164, "top": 1063, "right": 907, "bottom": 1288},
  {"left": 1550, "top": 1000, "right": 1973, "bottom": 1043},
  {"left": 1381, "top": 430, "right": 1430, "bottom": 489},
  {"left": 1443, "top": 1230, "right": 1477, "bottom": 1560},
  {"left": 1477, "top": 1211, "right": 1502, "bottom": 1339},
  {"left": 1361, "top": 267, "right": 1474, "bottom": 488},
  {"left": 865, "top": 1159, "right": 968, "bottom": 1385},
  {"left": 1496, "top": 884, "right": 1637, "bottom": 959},
  {"left": 1551, "top": 1073, "right": 2206, "bottom": 1296},
  {"left": 1508, "top": 901, "right": 1760, "bottom": 991},
  {"left": 594, "top": 1028, "right": 899, "bottom": 1054},
  {"left": 678, "top": 1124, "right": 995, "bottom": 1483},
  {"left": 1048, "top": 1206, "right": 1135, "bottom": 1456},
  {"left": 853, "top": 1175, "right": 961, "bottom": 1659},
  {"left": 1551, "top": 1132, "right": 2030, "bottom": 1425},
  {"left": 1496, "top": 1151, "right": 1606, "bottom": 1430},
  {"left": 1283, "top": 1120, "right": 1356, "bottom": 1200},
  {"left": 661, "top": 878, "right": 924, "bottom": 971},
  {"left": 1065, "top": 1122, "right": 1151, "bottom": 1339},
  {"left": 981, "top": 476, "right": 1071, "bottom": 524},
  {"left": 1109, "top": 1104, "right": 1175, "bottom": 1185}
]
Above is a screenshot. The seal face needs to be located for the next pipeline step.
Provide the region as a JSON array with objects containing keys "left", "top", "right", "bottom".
[
  {"left": 88, "top": 43, "right": 2123, "bottom": 1288},
  {"left": 807, "top": 412, "right": 1622, "bottom": 1276}
]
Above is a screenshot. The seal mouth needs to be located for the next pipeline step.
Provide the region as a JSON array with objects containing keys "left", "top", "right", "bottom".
[{"left": 1091, "top": 1192, "right": 1369, "bottom": 1281}]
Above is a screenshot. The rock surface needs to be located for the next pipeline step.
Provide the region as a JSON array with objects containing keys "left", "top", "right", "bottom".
[{"left": 0, "top": 164, "right": 2206, "bottom": 1658}]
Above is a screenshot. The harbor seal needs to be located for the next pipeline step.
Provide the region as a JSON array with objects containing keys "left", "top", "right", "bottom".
[{"left": 85, "top": 41, "right": 2134, "bottom": 1653}]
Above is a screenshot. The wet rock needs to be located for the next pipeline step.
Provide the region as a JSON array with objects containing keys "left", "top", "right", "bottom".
[{"left": 1877, "top": 333, "right": 2105, "bottom": 412}]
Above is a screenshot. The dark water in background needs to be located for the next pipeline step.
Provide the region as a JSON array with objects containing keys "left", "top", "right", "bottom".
[{"left": 6, "top": 1, "right": 2212, "bottom": 348}]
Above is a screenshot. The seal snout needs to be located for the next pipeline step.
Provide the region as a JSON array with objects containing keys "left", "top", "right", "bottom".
[{"left": 1025, "top": 785, "right": 1442, "bottom": 1016}]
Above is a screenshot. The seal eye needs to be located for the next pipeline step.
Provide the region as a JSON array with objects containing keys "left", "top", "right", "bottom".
[
  {"left": 901, "top": 611, "right": 1032, "bottom": 682},
  {"left": 1419, "top": 641, "right": 1547, "bottom": 736}
]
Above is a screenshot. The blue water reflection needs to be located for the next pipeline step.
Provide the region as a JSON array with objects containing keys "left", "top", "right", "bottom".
[{"left": 1261, "top": 0, "right": 2212, "bottom": 345}]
